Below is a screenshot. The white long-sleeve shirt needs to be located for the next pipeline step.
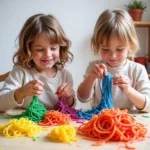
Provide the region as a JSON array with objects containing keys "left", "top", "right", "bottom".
[
  {"left": 0, "top": 66, "right": 75, "bottom": 111},
  {"left": 77, "top": 59, "right": 150, "bottom": 112}
]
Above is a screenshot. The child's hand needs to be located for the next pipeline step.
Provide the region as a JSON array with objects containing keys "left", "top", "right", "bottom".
[
  {"left": 91, "top": 63, "right": 107, "bottom": 79},
  {"left": 56, "top": 82, "right": 74, "bottom": 98},
  {"left": 21, "top": 80, "right": 44, "bottom": 97},
  {"left": 14, "top": 80, "right": 44, "bottom": 103},
  {"left": 56, "top": 83, "right": 75, "bottom": 107},
  {"left": 113, "top": 74, "right": 131, "bottom": 93}
]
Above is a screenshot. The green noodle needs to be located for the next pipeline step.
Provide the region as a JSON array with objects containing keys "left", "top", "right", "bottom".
[{"left": 0, "top": 96, "right": 47, "bottom": 123}]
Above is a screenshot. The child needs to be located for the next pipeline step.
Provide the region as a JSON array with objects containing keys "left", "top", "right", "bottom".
[
  {"left": 0, "top": 14, "right": 75, "bottom": 111},
  {"left": 77, "top": 9, "right": 150, "bottom": 112}
]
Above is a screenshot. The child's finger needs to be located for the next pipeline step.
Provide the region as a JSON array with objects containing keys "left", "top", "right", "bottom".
[
  {"left": 95, "top": 64, "right": 105, "bottom": 79},
  {"left": 93, "top": 69, "right": 101, "bottom": 78},
  {"left": 113, "top": 74, "right": 121, "bottom": 80},
  {"left": 32, "top": 90, "right": 42, "bottom": 96},
  {"left": 31, "top": 80, "right": 44, "bottom": 91},
  {"left": 100, "top": 64, "right": 107, "bottom": 76},
  {"left": 33, "top": 80, "right": 44, "bottom": 86},
  {"left": 113, "top": 74, "right": 121, "bottom": 84},
  {"left": 56, "top": 83, "right": 67, "bottom": 94},
  {"left": 62, "top": 88, "right": 73, "bottom": 97},
  {"left": 33, "top": 84, "right": 43, "bottom": 91},
  {"left": 113, "top": 76, "right": 129, "bottom": 85},
  {"left": 58, "top": 88, "right": 68, "bottom": 96},
  {"left": 117, "top": 83, "right": 128, "bottom": 88}
]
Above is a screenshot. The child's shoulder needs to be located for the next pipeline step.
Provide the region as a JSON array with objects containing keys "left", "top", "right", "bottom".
[
  {"left": 12, "top": 65, "right": 30, "bottom": 73},
  {"left": 10, "top": 65, "right": 31, "bottom": 77},
  {"left": 13, "top": 65, "right": 27, "bottom": 70},
  {"left": 127, "top": 59, "right": 146, "bottom": 70},
  {"left": 59, "top": 68, "right": 72, "bottom": 76},
  {"left": 127, "top": 59, "right": 147, "bottom": 76},
  {"left": 59, "top": 68, "right": 73, "bottom": 81}
]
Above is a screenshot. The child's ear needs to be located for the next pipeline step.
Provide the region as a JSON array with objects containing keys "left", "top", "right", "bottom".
[
  {"left": 128, "top": 42, "right": 133, "bottom": 49},
  {"left": 129, "top": 42, "right": 137, "bottom": 51},
  {"left": 127, "top": 43, "right": 134, "bottom": 52}
]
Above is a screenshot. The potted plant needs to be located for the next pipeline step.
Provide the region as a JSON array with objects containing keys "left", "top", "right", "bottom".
[{"left": 124, "top": 0, "right": 147, "bottom": 21}]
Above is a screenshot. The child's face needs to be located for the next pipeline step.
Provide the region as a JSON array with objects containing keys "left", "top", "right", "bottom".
[
  {"left": 99, "top": 35, "right": 129, "bottom": 67},
  {"left": 31, "top": 33, "right": 60, "bottom": 71}
]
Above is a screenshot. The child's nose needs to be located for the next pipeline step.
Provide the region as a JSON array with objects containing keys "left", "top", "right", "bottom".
[
  {"left": 110, "top": 52, "right": 117, "bottom": 58},
  {"left": 45, "top": 49, "right": 52, "bottom": 56}
]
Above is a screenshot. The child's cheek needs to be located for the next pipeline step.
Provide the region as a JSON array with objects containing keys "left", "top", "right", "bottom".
[
  {"left": 101, "top": 52, "right": 107, "bottom": 60},
  {"left": 53, "top": 51, "right": 60, "bottom": 58}
]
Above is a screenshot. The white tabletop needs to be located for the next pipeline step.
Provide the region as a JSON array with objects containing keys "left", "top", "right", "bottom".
[{"left": 0, "top": 109, "right": 150, "bottom": 150}]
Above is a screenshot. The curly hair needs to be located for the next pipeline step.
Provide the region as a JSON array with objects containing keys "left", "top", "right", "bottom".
[{"left": 13, "top": 14, "right": 73, "bottom": 69}]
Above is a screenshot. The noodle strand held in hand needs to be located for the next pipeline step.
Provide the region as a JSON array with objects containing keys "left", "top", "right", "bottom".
[
  {"left": 0, "top": 96, "right": 47, "bottom": 123},
  {"left": 78, "top": 73, "right": 114, "bottom": 120},
  {"left": 77, "top": 108, "right": 147, "bottom": 146},
  {"left": 52, "top": 97, "right": 83, "bottom": 123}
]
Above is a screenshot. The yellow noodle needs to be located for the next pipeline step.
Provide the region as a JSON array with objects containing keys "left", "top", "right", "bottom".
[
  {"left": 0, "top": 118, "right": 42, "bottom": 138},
  {"left": 47, "top": 125, "right": 78, "bottom": 144}
]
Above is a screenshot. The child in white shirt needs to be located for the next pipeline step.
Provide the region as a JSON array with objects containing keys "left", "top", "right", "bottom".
[
  {"left": 0, "top": 14, "right": 75, "bottom": 111},
  {"left": 77, "top": 9, "right": 150, "bottom": 112}
]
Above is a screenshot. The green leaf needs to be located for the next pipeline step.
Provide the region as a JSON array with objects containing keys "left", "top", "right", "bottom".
[{"left": 124, "top": 0, "right": 147, "bottom": 10}]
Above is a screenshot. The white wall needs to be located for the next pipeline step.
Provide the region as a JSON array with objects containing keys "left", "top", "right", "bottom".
[{"left": 0, "top": 0, "right": 149, "bottom": 109}]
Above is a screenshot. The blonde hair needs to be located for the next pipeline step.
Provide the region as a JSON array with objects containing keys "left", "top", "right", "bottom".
[
  {"left": 91, "top": 9, "right": 139, "bottom": 57},
  {"left": 13, "top": 14, "right": 73, "bottom": 69}
]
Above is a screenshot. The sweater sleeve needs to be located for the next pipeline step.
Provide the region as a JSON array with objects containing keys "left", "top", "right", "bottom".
[
  {"left": 0, "top": 66, "right": 25, "bottom": 112},
  {"left": 135, "top": 65, "right": 150, "bottom": 112},
  {"left": 77, "top": 61, "right": 97, "bottom": 103}
]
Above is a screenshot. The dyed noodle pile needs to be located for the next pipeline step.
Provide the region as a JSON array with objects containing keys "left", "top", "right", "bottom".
[
  {"left": 47, "top": 125, "right": 77, "bottom": 144},
  {"left": 0, "top": 118, "right": 42, "bottom": 138},
  {"left": 38, "top": 110, "right": 71, "bottom": 126},
  {"left": 77, "top": 73, "right": 114, "bottom": 120},
  {"left": 77, "top": 108, "right": 147, "bottom": 146}
]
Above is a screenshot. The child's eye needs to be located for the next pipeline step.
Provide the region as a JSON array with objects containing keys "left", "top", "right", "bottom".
[
  {"left": 116, "top": 48, "right": 123, "bottom": 51},
  {"left": 51, "top": 47, "right": 57, "bottom": 51},
  {"left": 102, "top": 48, "right": 109, "bottom": 51},
  {"left": 37, "top": 49, "right": 44, "bottom": 51}
]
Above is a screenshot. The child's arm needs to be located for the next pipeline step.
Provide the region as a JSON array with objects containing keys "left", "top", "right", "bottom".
[
  {"left": 125, "top": 87, "right": 146, "bottom": 110},
  {"left": 77, "top": 73, "right": 97, "bottom": 100},
  {"left": 78, "top": 63, "right": 107, "bottom": 101},
  {"left": 0, "top": 66, "right": 44, "bottom": 111},
  {"left": 0, "top": 67, "right": 25, "bottom": 111},
  {"left": 114, "top": 68, "right": 150, "bottom": 111}
]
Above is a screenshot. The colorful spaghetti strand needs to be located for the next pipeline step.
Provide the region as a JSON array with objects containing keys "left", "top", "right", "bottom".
[
  {"left": 78, "top": 73, "right": 114, "bottom": 120},
  {"left": 52, "top": 98, "right": 83, "bottom": 123},
  {"left": 1, "top": 96, "right": 47, "bottom": 123}
]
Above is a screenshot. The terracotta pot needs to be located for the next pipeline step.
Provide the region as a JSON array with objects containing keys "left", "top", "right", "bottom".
[
  {"left": 128, "top": 9, "right": 143, "bottom": 21},
  {"left": 134, "top": 57, "right": 147, "bottom": 66}
]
